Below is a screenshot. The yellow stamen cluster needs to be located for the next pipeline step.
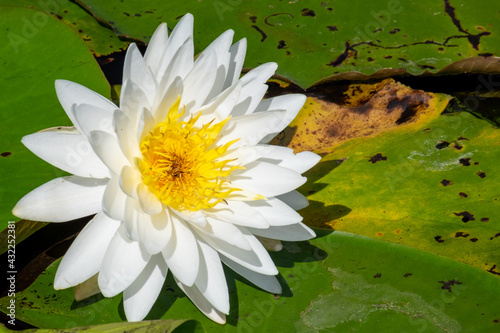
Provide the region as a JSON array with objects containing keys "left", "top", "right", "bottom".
[{"left": 137, "top": 98, "right": 242, "bottom": 211}]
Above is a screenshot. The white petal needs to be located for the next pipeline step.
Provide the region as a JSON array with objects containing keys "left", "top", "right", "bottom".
[
  {"left": 113, "top": 110, "right": 142, "bottom": 161},
  {"left": 155, "top": 13, "right": 194, "bottom": 82},
  {"left": 202, "top": 29, "right": 234, "bottom": 102},
  {"left": 276, "top": 190, "right": 309, "bottom": 211},
  {"left": 255, "top": 94, "right": 307, "bottom": 144},
  {"left": 180, "top": 49, "right": 218, "bottom": 115},
  {"left": 176, "top": 279, "right": 226, "bottom": 324},
  {"left": 119, "top": 165, "right": 142, "bottom": 200},
  {"left": 223, "top": 38, "right": 247, "bottom": 90},
  {"left": 222, "top": 256, "right": 282, "bottom": 293},
  {"left": 102, "top": 175, "right": 127, "bottom": 221},
  {"left": 154, "top": 76, "right": 184, "bottom": 122},
  {"left": 197, "top": 81, "right": 242, "bottom": 124},
  {"left": 240, "top": 62, "right": 277, "bottom": 86},
  {"left": 22, "top": 129, "right": 110, "bottom": 179},
  {"left": 137, "top": 183, "right": 163, "bottom": 215},
  {"left": 245, "top": 197, "right": 302, "bottom": 226},
  {"left": 255, "top": 146, "right": 321, "bottom": 174},
  {"left": 218, "top": 110, "right": 286, "bottom": 148},
  {"left": 221, "top": 145, "right": 272, "bottom": 167},
  {"left": 89, "top": 130, "right": 129, "bottom": 175},
  {"left": 73, "top": 103, "right": 116, "bottom": 137},
  {"left": 248, "top": 222, "right": 316, "bottom": 241},
  {"left": 194, "top": 239, "right": 229, "bottom": 314},
  {"left": 98, "top": 225, "right": 151, "bottom": 297},
  {"left": 230, "top": 161, "right": 306, "bottom": 197},
  {"left": 231, "top": 85, "right": 268, "bottom": 118},
  {"left": 161, "top": 212, "right": 199, "bottom": 286},
  {"left": 123, "top": 254, "right": 168, "bottom": 322},
  {"left": 224, "top": 144, "right": 320, "bottom": 174},
  {"left": 137, "top": 108, "right": 156, "bottom": 143},
  {"left": 155, "top": 38, "right": 193, "bottom": 107},
  {"left": 55, "top": 80, "right": 117, "bottom": 132},
  {"left": 231, "top": 62, "right": 277, "bottom": 116},
  {"left": 12, "top": 176, "right": 107, "bottom": 222},
  {"left": 180, "top": 210, "right": 208, "bottom": 227},
  {"left": 54, "top": 212, "right": 121, "bottom": 289},
  {"left": 197, "top": 227, "right": 278, "bottom": 275},
  {"left": 281, "top": 151, "right": 320, "bottom": 174},
  {"left": 223, "top": 185, "right": 265, "bottom": 202},
  {"left": 204, "top": 200, "right": 268, "bottom": 229},
  {"left": 137, "top": 208, "right": 172, "bottom": 255},
  {"left": 144, "top": 22, "right": 169, "bottom": 73},
  {"left": 119, "top": 79, "right": 150, "bottom": 132},
  {"left": 194, "top": 217, "right": 252, "bottom": 251},
  {"left": 124, "top": 196, "right": 141, "bottom": 242},
  {"left": 123, "top": 43, "right": 156, "bottom": 107}
]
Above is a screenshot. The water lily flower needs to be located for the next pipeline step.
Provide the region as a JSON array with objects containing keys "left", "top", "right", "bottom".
[{"left": 13, "top": 13, "right": 320, "bottom": 323}]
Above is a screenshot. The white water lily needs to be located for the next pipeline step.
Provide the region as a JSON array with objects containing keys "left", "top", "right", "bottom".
[{"left": 12, "top": 13, "right": 320, "bottom": 323}]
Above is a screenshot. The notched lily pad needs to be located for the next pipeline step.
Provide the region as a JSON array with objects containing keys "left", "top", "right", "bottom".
[
  {"left": 73, "top": 0, "right": 500, "bottom": 87},
  {"left": 315, "top": 56, "right": 500, "bottom": 86}
]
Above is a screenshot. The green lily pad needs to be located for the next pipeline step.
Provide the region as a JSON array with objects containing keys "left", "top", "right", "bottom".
[
  {"left": 75, "top": 0, "right": 500, "bottom": 87},
  {"left": 0, "top": 1, "right": 128, "bottom": 56},
  {"left": 0, "top": 6, "right": 110, "bottom": 233},
  {"left": 19, "top": 319, "right": 204, "bottom": 333},
  {"left": 297, "top": 95, "right": 500, "bottom": 274},
  {"left": 2, "top": 230, "right": 500, "bottom": 331}
]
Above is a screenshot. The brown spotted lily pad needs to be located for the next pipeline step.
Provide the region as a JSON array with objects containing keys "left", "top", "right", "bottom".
[
  {"left": 290, "top": 81, "right": 500, "bottom": 274},
  {"left": 271, "top": 79, "right": 448, "bottom": 153}
]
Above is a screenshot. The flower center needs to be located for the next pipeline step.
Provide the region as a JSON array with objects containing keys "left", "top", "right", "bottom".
[{"left": 137, "top": 98, "right": 241, "bottom": 211}]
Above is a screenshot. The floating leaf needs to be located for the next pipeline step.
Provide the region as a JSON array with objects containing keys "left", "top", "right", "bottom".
[
  {"left": 2, "top": 230, "right": 500, "bottom": 332},
  {"left": 22, "top": 319, "right": 205, "bottom": 333},
  {"left": 0, "top": 6, "right": 110, "bottom": 232},
  {"left": 0, "top": 0, "right": 128, "bottom": 56},
  {"left": 271, "top": 78, "right": 450, "bottom": 153},
  {"left": 295, "top": 90, "right": 500, "bottom": 274},
  {"left": 75, "top": 0, "right": 500, "bottom": 87}
]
